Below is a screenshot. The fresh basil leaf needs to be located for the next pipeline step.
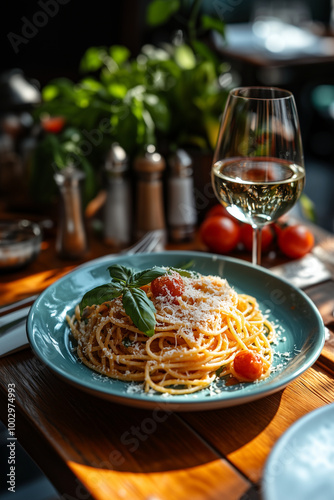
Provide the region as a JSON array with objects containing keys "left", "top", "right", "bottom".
[
  {"left": 130, "top": 266, "right": 167, "bottom": 287},
  {"left": 168, "top": 266, "right": 200, "bottom": 279},
  {"left": 80, "top": 283, "right": 123, "bottom": 313},
  {"left": 122, "top": 288, "right": 156, "bottom": 336},
  {"left": 107, "top": 264, "right": 134, "bottom": 283}
]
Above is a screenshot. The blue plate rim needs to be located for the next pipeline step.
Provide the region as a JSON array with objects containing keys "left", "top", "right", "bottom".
[
  {"left": 262, "top": 402, "right": 334, "bottom": 500},
  {"left": 27, "top": 250, "right": 325, "bottom": 411}
]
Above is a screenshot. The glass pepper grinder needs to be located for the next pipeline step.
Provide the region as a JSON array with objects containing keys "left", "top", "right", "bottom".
[
  {"left": 103, "top": 143, "right": 132, "bottom": 248},
  {"left": 53, "top": 165, "right": 88, "bottom": 259},
  {"left": 167, "top": 149, "right": 197, "bottom": 242},
  {"left": 134, "top": 144, "right": 167, "bottom": 247}
]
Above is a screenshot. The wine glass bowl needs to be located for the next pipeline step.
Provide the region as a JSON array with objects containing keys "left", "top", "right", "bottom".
[{"left": 211, "top": 87, "right": 305, "bottom": 265}]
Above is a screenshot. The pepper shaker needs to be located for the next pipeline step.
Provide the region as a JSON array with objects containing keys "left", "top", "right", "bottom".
[
  {"left": 167, "top": 149, "right": 197, "bottom": 242},
  {"left": 103, "top": 143, "right": 132, "bottom": 248},
  {"left": 54, "top": 165, "right": 88, "bottom": 259},
  {"left": 134, "top": 145, "right": 167, "bottom": 247}
]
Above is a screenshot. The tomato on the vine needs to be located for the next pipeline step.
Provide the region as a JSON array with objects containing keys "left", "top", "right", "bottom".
[
  {"left": 240, "top": 224, "right": 274, "bottom": 253},
  {"left": 233, "top": 350, "right": 263, "bottom": 381},
  {"left": 199, "top": 215, "right": 241, "bottom": 254},
  {"left": 278, "top": 224, "right": 314, "bottom": 259},
  {"left": 151, "top": 272, "right": 185, "bottom": 302}
]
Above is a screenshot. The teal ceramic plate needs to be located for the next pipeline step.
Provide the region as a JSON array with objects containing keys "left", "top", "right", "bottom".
[
  {"left": 263, "top": 403, "right": 334, "bottom": 500},
  {"left": 27, "top": 251, "right": 325, "bottom": 411}
]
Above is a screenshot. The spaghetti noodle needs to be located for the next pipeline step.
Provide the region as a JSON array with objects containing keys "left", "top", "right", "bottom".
[{"left": 67, "top": 270, "right": 275, "bottom": 394}]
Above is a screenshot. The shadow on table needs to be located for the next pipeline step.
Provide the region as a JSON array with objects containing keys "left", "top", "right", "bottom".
[
  {"left": 0, "top": 420, "right": 60, "bottom": 500},
  {"left": 15, "top": 358, "right": 282, "bottom": 472},
  {"left": 180, "top": 390, "right": 283, "bottom": 456}
]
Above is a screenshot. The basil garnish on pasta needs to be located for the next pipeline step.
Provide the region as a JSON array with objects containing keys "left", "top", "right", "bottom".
[
  {"left": 79, "top": 264, "right": 167, "bottom": 336},
  {"left": 67, "top": 264, "right": 276, "bottom": 395}
]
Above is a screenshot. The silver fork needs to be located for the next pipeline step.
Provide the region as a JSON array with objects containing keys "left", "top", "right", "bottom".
[{"left": 0, "top": 230, "right": 165, "bottom": 358}]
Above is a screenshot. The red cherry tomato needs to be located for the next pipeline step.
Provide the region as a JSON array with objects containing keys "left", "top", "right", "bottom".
[
  {"left": 272, "top": 216, "right": 289, "bottom": 239},
  {"left": 233, "top": 351, "right": 263, "bottom": 381},
  {"left": 278, "top": 224, "right": 314, "bottom": 259},
  {"left": 205, "top": 204, "right": 235, "bottom": 221},
  {"left": 41, "top": 116, "right": 66, "bottom": 134},
  {"left": 151, "top": 272, "right": 185, "bottom": 302},
  {"left": 240, "top": 224, "right": 274, "bottom": 253},
  {"left": 199, "top": 215, "right": 241, "bottom": 254}
]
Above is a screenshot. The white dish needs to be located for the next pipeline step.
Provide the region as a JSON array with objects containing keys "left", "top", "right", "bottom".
[{"left": 263, "top": 403, "right": 334, "bottom": 500}]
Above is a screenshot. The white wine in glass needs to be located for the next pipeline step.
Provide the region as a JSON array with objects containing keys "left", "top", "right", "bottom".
[{"left": 211, "top": 87, "right": 305, "bottom": 265}]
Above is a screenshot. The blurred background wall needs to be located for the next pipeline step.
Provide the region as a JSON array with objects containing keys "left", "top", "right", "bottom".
[{"left": 1, "top": 0, "right": 334, "bottom": 231}]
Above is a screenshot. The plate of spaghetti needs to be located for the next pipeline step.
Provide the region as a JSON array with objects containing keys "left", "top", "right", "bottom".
[{"left": 27, "top": 251, "right": 325, "bottom": 411}]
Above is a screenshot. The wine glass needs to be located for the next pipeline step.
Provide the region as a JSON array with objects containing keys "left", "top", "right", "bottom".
[{"left": 211, "top": 86, "right": 305, "bottom": 265}]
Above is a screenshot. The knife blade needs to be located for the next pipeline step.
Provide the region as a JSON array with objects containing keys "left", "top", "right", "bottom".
[{"left": 0, "top": 306, "right": 30, "bottom": 358}]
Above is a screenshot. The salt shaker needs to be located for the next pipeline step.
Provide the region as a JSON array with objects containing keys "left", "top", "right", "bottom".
[
  {"left": 54, "top": 165, "right": 88, "bottom": 259},
  {"left": 103, "top": 143, "right": 132, "bottom": 248},
  {"left": 134, "top": 145, "right": 167, "bottom": 247},
  {"left": 167, "top": 149, "right": 197, "bottom": 242}
]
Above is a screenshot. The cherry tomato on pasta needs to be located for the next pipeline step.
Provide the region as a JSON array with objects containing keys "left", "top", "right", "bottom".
[
  {"left": 151, "top": 272, "right": 185, "bottom": 302},
  {"left": 199, "top": 215, "right": 241, "bottom": 254},
  {"left": 233, "top": 351, "right": 263, "bottom": 381},
  {"left": 278, "top": 224, "right": 314, "bottom": 259}
]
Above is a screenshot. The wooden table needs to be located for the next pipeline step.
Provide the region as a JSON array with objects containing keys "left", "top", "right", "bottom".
[{"left": 1, "top": 219, "right": 334, "bottom": 500}]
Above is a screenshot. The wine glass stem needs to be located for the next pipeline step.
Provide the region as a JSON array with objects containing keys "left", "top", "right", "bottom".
[{"left": 252, "top": 226, "right": 262, "bottom": 266}]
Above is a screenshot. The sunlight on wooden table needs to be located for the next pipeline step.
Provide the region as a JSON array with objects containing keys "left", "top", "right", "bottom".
[
  {"left": 68, "top": 459, "right": 250, "bottom": 500},
  {"left": 1, "top": 267, "right": 74, "bottom": 305}
]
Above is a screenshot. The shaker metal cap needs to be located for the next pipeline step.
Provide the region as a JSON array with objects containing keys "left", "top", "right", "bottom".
[
  {"left": 105, "top": 143, "right": 128, "bottom": 173},
  {"left": 134, "top": 144, "right": 165, "bottom": 173},
  {"left": 169, "top": 148, "right": 193, "bottom": 176},
  {"left": 53, "top": 165, "right": 85, "bottom": 186}
]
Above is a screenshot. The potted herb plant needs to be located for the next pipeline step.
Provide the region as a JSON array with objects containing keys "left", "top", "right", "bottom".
[{"left": 29, "top": 0, "right": 234, "bottom": 210}]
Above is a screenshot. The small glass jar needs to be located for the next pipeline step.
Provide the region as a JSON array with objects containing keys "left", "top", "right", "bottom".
[
  {"left": 103, "top": 143, "right": 132, "bottom": 248},
  {"left": 167, "top": 149, "right": 197, "bottom": 242},
  {"left": 134, "top": 145, "right": 167, "bottom": 247},
  {"left": 54, "top": 165, "right": 88, "bottom": 259}
]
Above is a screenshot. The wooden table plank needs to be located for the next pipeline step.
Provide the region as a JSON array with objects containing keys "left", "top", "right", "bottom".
[
  {"left": 1, "top": 216, "right": 334, "bottom": 499},
  {"left": 0, "top": 352, "right": 250, "bottom": 500},
  {"left": 305, "top": 281, "right": 334, "bottom": 374},
  {"left": 180, "top": 365, "right": 334, "bottom": 485},
  {"left": 68, "top": 460, "right": 249, "bottom": 500}
]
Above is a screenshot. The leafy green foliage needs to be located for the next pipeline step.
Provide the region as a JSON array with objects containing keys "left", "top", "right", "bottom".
[
  {"left": 80, "top": 283, "right": 124, "bottom": 312},
  {"left": 79, "top": 265, "right": 167, "bottom": 336},
  {"left": 122, "top": 288, "right": 157, "bottom": 337},
  {"left": 299, "top": 194, "right": 316, "bottom": 222},
  {"left": 146, "top": 0, "right": 180, "bottom": 26},
  {"left": 168, "top": 266, "right": 200, "bottom": 278},
  {"left": 32, "top": 0, "right": 231, "bottom": 204},
  {"left": 130, "top": 267, "right": 169, "bottom": 287},
  {"left": 201, "top": 14, "right": 225, "bottom": 37}
]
